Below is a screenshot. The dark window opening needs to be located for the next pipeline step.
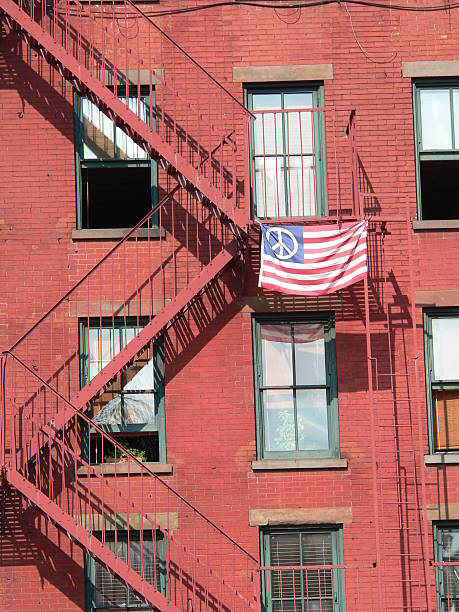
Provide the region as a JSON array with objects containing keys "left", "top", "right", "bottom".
[
  {"left": 90, "top": 433, "right": 160, "bottom": 464},
  {"left": 75, "top": 89, "right": 157, "bottom": 230},
  {"left": 420, "top": 160, "right": 459, "bottom": 220},
  {"left": 414, "top": 82, "right": 459, "bottom": 220},
  {"left": 81, "top": 166, "right": 152, "bottom": 229}
]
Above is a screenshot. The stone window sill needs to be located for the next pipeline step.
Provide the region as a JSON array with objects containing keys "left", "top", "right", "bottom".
[
  {"left": 425, "top": 454, "right": 459, "bottom": 465},
  {"left": 77, "top": 462, "right": 173, "bottom": 476},
  {"left": 251, "top": 458, "right": 348, "bottom": 471},
  {"left": 72, "top": 227, "right": 165, "bottom": 241},
  {"left": 412, "top": 219, "right": 459, "bottom": 231}
]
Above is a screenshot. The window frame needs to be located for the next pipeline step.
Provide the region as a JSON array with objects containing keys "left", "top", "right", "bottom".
[
  {"left": 434, "top": 522, "right": 459, "bottom": 612},
  {"left": 252, "top": 313, "right": 339, "bottom": 460},
  {"left": 260, "top": 525, "right": 345, "bottom": 612},
  {"left": 79, "top": 317, "right": 166, "bottom": 463},
  {"left": 73, "top": 88, "right": 158, "bottom": 230},
  {"left": 84, "top": 529, "right": 168, "bottom": 611},
  {"left": 424, "top": 309, "right": 459, "bottom": 455},
  {"left": 413, "top": 80, "right": 459, "bottom": 220},
  {"left": 245, "top": 83, "right": 327, "bottom": 220}
]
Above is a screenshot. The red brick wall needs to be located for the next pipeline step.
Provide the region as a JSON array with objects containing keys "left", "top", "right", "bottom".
[{"left": 3, "top": 0, "right": 459, "bottom": 609}]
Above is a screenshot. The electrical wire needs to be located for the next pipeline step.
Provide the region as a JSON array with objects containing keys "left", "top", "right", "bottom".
[
  {"left": 145, "top": 0, "right": 459, "bottom": 17},
  {"left": 344, "top": 1, "right": 398, "bottom": 64},
  {"left": 55, "top": 0, "right": 459, "bottom": 19}
]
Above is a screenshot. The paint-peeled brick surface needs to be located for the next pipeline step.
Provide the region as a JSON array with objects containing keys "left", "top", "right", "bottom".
[{"left": 2, "top": 0, "right": 459, "bottom": 609}]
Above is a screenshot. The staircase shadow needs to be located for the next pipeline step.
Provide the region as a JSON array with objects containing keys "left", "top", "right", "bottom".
[{"left": 0, "top": 479, "right": 85, "bottom": 607}]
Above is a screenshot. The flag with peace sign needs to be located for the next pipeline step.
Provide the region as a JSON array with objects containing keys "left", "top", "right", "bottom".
[{"left": 259, "top": 221, "right": 368, "bottom": 296}]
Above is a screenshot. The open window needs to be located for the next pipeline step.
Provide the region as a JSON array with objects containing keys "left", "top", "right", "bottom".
[
  {"left": 414, "top": 82, "right": 459, "bottom": 220},
  {"left": 79, "top": 319, "right": 165, "bottom": 464},
  {"left": 74, "top": 88, "right": 157, "bottom": 229}
]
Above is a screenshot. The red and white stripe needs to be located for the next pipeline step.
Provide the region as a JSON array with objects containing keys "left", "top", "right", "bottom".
[{"left": 259, "top": 220, "right": 368, "bottom": 296}]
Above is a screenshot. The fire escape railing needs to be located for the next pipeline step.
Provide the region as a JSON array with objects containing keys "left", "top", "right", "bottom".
[
  {"left": 0, "top": 0, "right": 254, "bottom": 227},
  {"left": 2, "top": 351, "right": 259, "bottom": 610},
  {"left": 4, "top": 182, "right": 240, "bottom": 429},
  {"left": 250, "top": 108, "right": 359, "bottom": 222}
]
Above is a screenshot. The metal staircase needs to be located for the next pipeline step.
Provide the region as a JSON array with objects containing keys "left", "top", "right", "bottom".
[
  {"left": 0, "top": 0, "right": 252, "bottom": 230},
  {"left": 0, "top": 184, "right": 259, "bottom": 608},
  {"left": 0, "top": 0, "right": 258, "bottom": 606}
]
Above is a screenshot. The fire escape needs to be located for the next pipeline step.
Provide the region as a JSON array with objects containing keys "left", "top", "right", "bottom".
[
  {"left": 0, "top": 0, "right": 258, "bottom": 608},
  {"left": 0, "top": 0, "right": 436, "bottom": 610}
]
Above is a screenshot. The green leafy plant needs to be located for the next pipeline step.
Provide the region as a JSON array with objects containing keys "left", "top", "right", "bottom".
[{"left": 104, "top": 439, "right": 147, "bottom": 462}]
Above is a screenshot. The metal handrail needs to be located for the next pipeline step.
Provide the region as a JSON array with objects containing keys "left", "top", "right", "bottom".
[{"left": 3, "top": 349, "right": 258, "bottom": 564}]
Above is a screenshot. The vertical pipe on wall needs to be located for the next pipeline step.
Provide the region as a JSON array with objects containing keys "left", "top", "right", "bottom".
[
  {"left": 406, "top": 195, "right": 433, "bottom": 612},
  {"left": 363, "top": 273, "right": 385, "bottom": 612}
]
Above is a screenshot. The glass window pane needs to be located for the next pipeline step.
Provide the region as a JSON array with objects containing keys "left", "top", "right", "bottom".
[
  {"left": 82, "top": 99, "right": 115, "bottom": 159},
  {"left": 432, "top": 317, "right": 459, "bottom": 380},
  {"left": 286, "top": 156, "right": 316, "bottom": 217},
  {"left": 439, "top": 529, "right": 459, "bottom": 606},
  {"left": 269, "top": 533, "right": 302, "bottom": 604},
  {"left": 283, "top": 92, "right": 313, "bottom": 109},
  {"left": 261, "top": 324, "right": 293, "bottom": 386},
  {"left": 88, "top": 327, "right": 120, "bottom": 380},
  {"left": 433, "top": 389, "right": 459, "bottom": 451},
  {"left": 420, "top": 89, "right": 452, "bottom": 150},
  {"left": 252, "top": 93, "right": 282, "bottom": 111},
  {"left": 263, "top": 389, "right": 295, "bottom": 452},
  {"left": 254, "top": 111, "right": 283, "bottom": 156},
  {"left": 296, "top": 389, "right": 329, "bottom": 450},
  {"left": 454, "top": 90, "right": 459, "bottom": 149},
  {"left": 294, "top": 324, "right": 326, "bottom": 385},
  {"left": 124, "top": 358, "right": 154, "bottom": 391},
  {"left": 255, "top": 157, "right": 286, "bottom": 217},
  {"left": 440, "top": 529, "right": 459, "bottom": 562},
  {"left": 286, "top": 109, "right": 314, "bottom": 156}
]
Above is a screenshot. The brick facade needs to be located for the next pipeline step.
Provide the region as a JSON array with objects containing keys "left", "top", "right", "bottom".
[{"left": 2, "top": 0, "right": 459, "bottom": 609}]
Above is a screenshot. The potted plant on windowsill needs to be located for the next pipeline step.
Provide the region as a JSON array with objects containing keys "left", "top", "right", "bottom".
[{"left": 104, "top": 443, "right": 147, "bottom": 464}]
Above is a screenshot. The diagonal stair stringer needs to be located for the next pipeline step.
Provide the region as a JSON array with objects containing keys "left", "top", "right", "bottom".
[
  {"left": 0, "top": 0, "right": 248, "bottom": 230},
  {"left": 40, "top": 240, "right": 240, "bottom": 440},
  {"left": 5, "top": 468, "right": 180, "bottom": 611}
]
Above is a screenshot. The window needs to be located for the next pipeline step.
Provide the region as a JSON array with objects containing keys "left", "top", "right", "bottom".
[
  {"left": 85, "top": 530, "right": 167, "bottom": 610},
  {"left": 74, "top": 88, "right": 157, "bottom": 229},
  {"left": 414, "top": 82, "right": 459, "bottom": 220},
  {"left": 79, "top": 319, "right": 165, "bottom": 463},
  {"left": 247, "top": 85, "right": 326, "bottom": 219},
  {"left": 424, "top": 311, "right": 459, "bottom": 453},
  {"left": 434, "top": 524, "right": 459, "bottom": 611},
  {"left": 252, "top": 315, "right": 338, "bottom": 459},
  {"left": 260, "top": 527, "right": 344, "bottom": 612}
]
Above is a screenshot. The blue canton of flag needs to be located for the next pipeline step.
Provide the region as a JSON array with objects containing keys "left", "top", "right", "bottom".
[{"left": 261, "top": 225, "right": 304, "bottom": 264}]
